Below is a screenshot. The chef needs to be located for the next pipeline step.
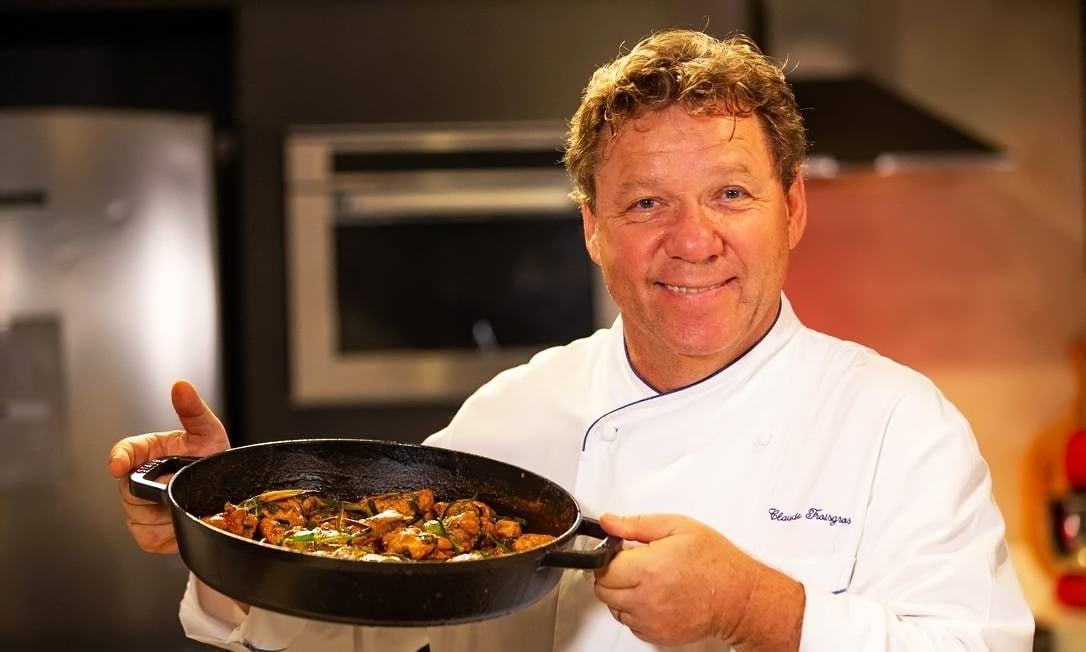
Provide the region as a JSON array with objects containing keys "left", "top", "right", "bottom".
[{"left": 109, "top": 29, "right": 1034, "bottom": 651}]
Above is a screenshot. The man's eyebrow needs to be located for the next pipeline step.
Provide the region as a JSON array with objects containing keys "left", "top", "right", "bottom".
[
  {"left": 709, "top": 161, "right": 757, "bottom": 177},
  {"left": 613, "top": 175, "right": 665, "bottom": 195}
]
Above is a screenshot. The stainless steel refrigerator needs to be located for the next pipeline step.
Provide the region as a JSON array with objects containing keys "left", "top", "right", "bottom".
[{"left": 0, "top": 109, "right": 220, "bottom": 649}]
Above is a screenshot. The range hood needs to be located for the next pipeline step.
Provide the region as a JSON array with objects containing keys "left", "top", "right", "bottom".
[
  {"left": 754, "top": 0, "right": 1006, "bottom": 178},
  {"left": 789, "top": 76, "right": 1006, "bottom": 178}
]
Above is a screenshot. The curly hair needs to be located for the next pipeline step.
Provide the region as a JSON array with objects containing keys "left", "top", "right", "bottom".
[{"left": 563, "top": 29, "right": 806, "bottom": 209}]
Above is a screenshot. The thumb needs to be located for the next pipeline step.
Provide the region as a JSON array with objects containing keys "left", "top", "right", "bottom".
[
  {"left": 171, "top": 379, "right": 228, "bottom": 449},
  {"left": 105, "top": 381, "right": 228, "bottom": 479},
  {"left": 599, "top": 512, "right": 684, "bottom": 543}
]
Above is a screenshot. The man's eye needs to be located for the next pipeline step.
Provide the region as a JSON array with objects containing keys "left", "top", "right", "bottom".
[
  {"left": 722, "top": 187, "right": 747, "bottom": 200},
  {"left": 633, "top": 198, "right": 657, "bottom": 210}
]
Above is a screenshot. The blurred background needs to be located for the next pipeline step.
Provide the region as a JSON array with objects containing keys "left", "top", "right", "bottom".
[{"left": 0, "top": 0, "right": 1081, "bottom": 649}]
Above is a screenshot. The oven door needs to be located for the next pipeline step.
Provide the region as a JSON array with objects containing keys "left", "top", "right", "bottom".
[{"left": 285, "top": 123, "right": 615, "bottom": 405}]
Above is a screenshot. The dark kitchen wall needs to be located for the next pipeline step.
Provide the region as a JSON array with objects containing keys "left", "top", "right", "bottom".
[{"left": 234, "top": 0, "right": 752, "bottom": 445}]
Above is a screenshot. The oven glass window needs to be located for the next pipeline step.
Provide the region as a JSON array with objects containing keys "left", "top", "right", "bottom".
[{"left": 334, "top": 215, "right": 594, "bottom": 352}]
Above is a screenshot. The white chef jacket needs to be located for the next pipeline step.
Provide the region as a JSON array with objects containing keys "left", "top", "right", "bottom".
[{"left": 179, "top": 295, "right": 1034, "bottom": 651}]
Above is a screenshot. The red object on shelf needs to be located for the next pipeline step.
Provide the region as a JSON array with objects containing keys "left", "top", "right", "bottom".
[
  {"left": 1067, "top": 428, "right": 1086, "bottom": 488},
  {"left": 1057, "top": 574, "right": 1086, "bottom": 607}
]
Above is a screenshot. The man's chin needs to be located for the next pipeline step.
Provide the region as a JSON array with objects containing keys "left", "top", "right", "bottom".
[{"left": 659, "top": 335, "right": 742, "bottom": 362}]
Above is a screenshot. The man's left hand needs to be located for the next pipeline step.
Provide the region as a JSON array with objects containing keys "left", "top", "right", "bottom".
[{"left": 594, "top": 513, "right": 804, "bottom": 650}]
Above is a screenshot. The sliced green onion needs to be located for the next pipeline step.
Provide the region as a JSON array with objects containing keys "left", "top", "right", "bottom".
[
  {"left": 425, "top": 518, "right": 460, "bottom": 554},
  {"left": 486, "top": 533, "right": 513, "bottom": 553},
  {"left": 237, "top": 488, "right": 312, "bottom": 511},
  {"left": 407, "top": 498, "right": 424, "bottom": 523},
  {"left": 284, "top": 528, "right": 352, "bottom": 546},
  {"left": 285, "top": 529, "right": 318, "bottom": 543}
]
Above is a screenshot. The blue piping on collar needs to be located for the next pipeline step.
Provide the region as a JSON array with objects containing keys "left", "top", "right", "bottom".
[{"left": 581, "top": 299, "right": 783, "bottom": 452}]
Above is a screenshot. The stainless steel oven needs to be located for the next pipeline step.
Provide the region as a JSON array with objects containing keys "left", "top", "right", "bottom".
[{"left": 285, "top": 122, "right": 615, "bottom": 405}]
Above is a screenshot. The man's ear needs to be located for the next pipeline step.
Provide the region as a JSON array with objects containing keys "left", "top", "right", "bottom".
[
  {"left": 581, "top": 203, "right": 601, "bottom": 265},
  {"left": 784, "top": 173, "right": 808, "bottom": 250}
]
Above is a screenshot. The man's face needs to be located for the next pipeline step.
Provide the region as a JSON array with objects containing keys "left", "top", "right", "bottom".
[{"left": 582, "top": 105, "right": 807, "bottom": 389}]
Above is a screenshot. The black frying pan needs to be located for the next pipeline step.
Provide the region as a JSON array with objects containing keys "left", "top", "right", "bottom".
[{"left": 130, "top": 438, "right": 620, "bottom": 626}]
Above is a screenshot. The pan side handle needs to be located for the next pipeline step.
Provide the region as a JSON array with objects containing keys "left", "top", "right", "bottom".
[
  {"left": 129, "top": 456, "right": 199, "bottom": 504},
  {"left": 539, "top": 516, "right": 623, "bottom": 570}
]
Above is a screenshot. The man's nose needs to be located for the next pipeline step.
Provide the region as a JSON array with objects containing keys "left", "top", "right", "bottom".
[{"left": 665, "top": 202, "right": 722, "bottom": 263}]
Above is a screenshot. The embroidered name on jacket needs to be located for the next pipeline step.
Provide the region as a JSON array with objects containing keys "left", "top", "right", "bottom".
[{"left": 768, "top": 507, "right": 852, "bottom": 526}]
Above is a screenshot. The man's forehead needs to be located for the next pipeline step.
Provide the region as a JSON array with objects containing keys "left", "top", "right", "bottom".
[{"left": 597, "top": 108, "right": 759, "bottom": 161}]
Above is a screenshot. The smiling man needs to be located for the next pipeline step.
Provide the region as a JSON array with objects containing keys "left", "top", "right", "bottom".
[
  {"left": 581, "top": 106, "right": 805, "bottom": 392},
  {"left": 110, "top": 30, "right": 1033, "bottom": 651}
]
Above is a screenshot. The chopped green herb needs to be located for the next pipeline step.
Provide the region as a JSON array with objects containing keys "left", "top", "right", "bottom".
[{"left": 407, "top": 498, "right": 424, "bottom": 523}]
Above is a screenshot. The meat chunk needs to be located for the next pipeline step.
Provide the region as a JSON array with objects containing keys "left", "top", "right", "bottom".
[
  {"left": 258, "top": 496, "right": 307, "bottom": 528},
  {"left": 381, "top": 526, "right": 438, "bottom": 560},
  {"left": 441, "top": 499, "right": 496, "bottom": 522},
  {"left": 418, "top": 519, "right": 458, "bottom": 560},
  {"left": 202, "top": 505, "right": 257, "bottom": 538},
  {"left": 493, "top": 518, "right": 523, "bottom": 540},
  {"left": 443, "top": 510, "right": 483, "bottom": 552},
  {"left": 363, "top": 489, "right": 435, "bottom": 521},
  {"left": 511, "top": 533, "right": 555, "bottom": 553},
  {"left": 258, "top": 517, "right": 290, "bottom": 545},
  {"left": 351, "top": 509, "right": 409, "bottom": 545}
]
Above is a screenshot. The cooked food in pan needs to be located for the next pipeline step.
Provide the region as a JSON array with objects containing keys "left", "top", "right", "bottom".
[{"left": 201, "top": 487, "right": 556, "bottom": 562}]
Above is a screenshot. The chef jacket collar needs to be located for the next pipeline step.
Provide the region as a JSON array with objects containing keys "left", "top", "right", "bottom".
[{"left": 613, "top": 292, "right": 802, "bottom": 399}]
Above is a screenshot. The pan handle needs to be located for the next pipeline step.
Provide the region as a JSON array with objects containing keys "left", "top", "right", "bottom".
[
  {"left": 539, "top": 516, "right": 623, "bottom": 570},
  {"left": 129, "top": 456, "right": 199, "bottom": 504}
]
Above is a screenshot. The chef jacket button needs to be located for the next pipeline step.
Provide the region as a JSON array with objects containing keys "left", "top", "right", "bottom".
[
  {"left": 756, "top": 432, "right": 773, "bottom": 446},
  {"left": 599, "top": 423, "right": 619, "bottom": 442}
]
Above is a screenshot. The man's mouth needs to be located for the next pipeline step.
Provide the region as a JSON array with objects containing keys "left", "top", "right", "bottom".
[{"left": 659, "top": 280, "right": 728, "bottom": 295}]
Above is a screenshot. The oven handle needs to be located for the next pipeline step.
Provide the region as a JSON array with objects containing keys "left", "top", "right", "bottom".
[{"left": 334, "top": 174, "right": 578, "bottom": 222}]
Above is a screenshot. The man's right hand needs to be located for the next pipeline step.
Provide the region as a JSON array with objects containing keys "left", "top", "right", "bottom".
[{"left": 107, "top": 379, "right": 231, "bottom": 553}]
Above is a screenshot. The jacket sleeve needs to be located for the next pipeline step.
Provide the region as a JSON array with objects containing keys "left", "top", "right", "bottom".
[
  {"left": 799, "top": 384, "right": 1034, "bottom": 650},
  {"left": 178, "top": 574, "right": 429, "bottom": 651}
]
